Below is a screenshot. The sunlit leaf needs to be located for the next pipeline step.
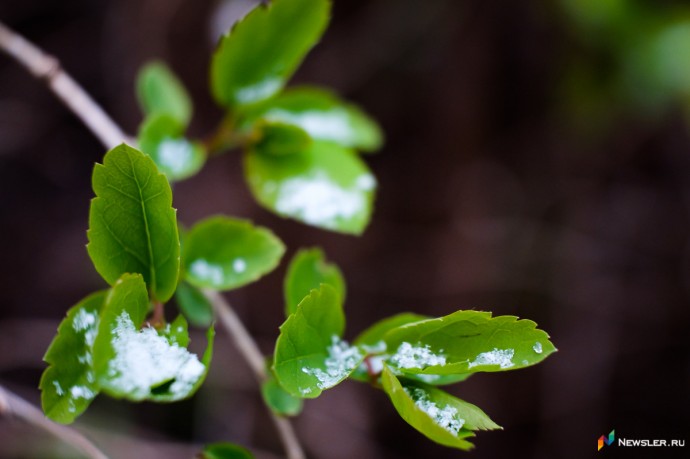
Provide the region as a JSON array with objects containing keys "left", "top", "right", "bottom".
[
  {"left": 136, "top": 61, "right": 192, "bottom": 126},
  {"left": 240, "top": 86, "right": 383, "bottom": 152},
  {"left": 40, "top": 291, "right": 107, "bottom": 424},
  {"left": 273, "top": 285, "right": 362, "bottom": 398},
  {"left": 210, "top": 0, "right": 330, "bottom": 108},
  {"left": 175, "top": 281, "right": 214, "bottom": 327},
  {"left": 244, "top": 141, "right": 376, "bottom": 234},
  {"left": 138, "top": 114, "right": 205, "bottom": 182},
  {"left": 87, "top": 144, "right": 180, "bottom": 302},
  {"left": 283, "top": 247, "right": 345, "bottom": 317},
  {"left": 183, "top": 216, "right": 285, "bottom": 291}
]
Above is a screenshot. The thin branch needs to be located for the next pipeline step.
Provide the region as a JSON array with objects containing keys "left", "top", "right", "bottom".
[
  {"left": 0, "top": 21, "right": 130, "bottom": 149},
  {"left": 203, "top": 289, "right": 306, "bottom": 459},
  {"left": 0, "top": 384, "right": 109, "bottom": 459}
]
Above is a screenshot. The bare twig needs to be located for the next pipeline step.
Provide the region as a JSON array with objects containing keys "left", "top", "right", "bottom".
[
  {"left": 0, "top": 384, "right": 109, "bottom": 459},
  {"left": 0, "top": 21, "right": 130, "bottom": 149},
  {"left": 203, "top": 289, "right": 306, "bottom": 459}
]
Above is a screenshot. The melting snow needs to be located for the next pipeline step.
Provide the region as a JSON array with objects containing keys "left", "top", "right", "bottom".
[
  {"left": 157, "top": 139, "right": 195, "bottom": 174},
  {"left": 405, "top": 387, "right": 465, "bottom": 435},
  {"left": 302, "top": 335, "right": 362, "bottom": 389},
  {"left": 390, "top": 342, "right": 446, "bottom": 369},
  {"left": 533, "top": 342, "right": 543, "bottom": 354},
  {"left": 468, "top": 348, "right": 515, "bottom": 369},
  {"left": 189, "top": 259, "right": 224, "bottom": 286},
  {"left": 233, "top": 258, "right": 247, "bottom": 273}
]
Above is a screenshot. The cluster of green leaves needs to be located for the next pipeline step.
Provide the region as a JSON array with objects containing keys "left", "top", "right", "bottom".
[{"left": 135, "top": 0, "right": 382, "bottom": 235}]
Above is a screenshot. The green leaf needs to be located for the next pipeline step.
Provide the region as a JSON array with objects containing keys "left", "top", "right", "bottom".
[
  {"left": 382, "top": 311, "right": 556, "bottom": 376},
  {"left": 87, "top": 144, "right": 180, "bottom": 302},
  {"left": 138, "top": 114, "right": 205, "bottom": 182},
  {"left": 253, "top": 121, "right": 311, "bottom": 156},
  {"left": 182, "top": 216, "right": 285, "bottom": 291},
  {"left": 92, "top": 274, "right": 211, "bottom": 401},
  {"left": 381, "top": 366, "right": 499, "bottom": 451},
  {"left": 283, "top": 247, "right": 345, "bottom": 317},
  {"left": 210, "top": 0, "right": 330, "bottom": 108},
  {"left": 244, "top": 141, "right": 376, "bottom": 234},
  {"left": 136, "top": 61, "right": 192, "bottom": 126},
  {"left": 201, "top": 442, "right": 254, "bottom": 459},
  {"left": 273, "top": 284, "right": 362, "bottom": 398},
  {"left": 240, "top": 87, "right": 383, "bottom": 152},
  {"left": 158, "top": 314, "right": 190, "bottom": 348},
  {"left": 175, "top": 281, "right": 214, "bottom": 327},
  {"left": 261, "top": 370, "right": 303, "bottom": 416},
  {"left": 353, "top": 313, "right": 428, "bottom": 349},
  {"left": 40, "top": 291, "right": 107, "bottom": 424}
]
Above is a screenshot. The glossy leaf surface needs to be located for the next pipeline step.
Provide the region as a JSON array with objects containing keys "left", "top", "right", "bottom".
[
  {"left": 183, "top": 216, "right": 285, "bottom": 291},
  {"left": 283, "top": 247, "right": 345, "bottom": 316},
  {"left": 210, "top": 0, "right": 330, "bottom": 108},
  {"left": 87, "top": 144, "right": 180, "bottom": 302},
  {"left": 353, "top": 313, "right": 428, "bottom": 349},
  {"left": 92, "top": 274, "right": 210, "bottom": 401},
  {"left": 136, "top": 61, "right": 192, "bottom": 126},
  {"left": 244, "top": 141, "right": 376, "bottom": 234},
  {"left": 138, "top": 114, "right": 205, "bottom": 181},
  {"left": 201, "top": 443, "right": 254, "bottom": 459},
  {"left": 383, "top": 311, "right": 556, "bottom": 375},
  {"left": 274, "top": 285, "right": 362, "bottom": 398},
  {"left": 175, "top": 281, "right": 214, "bottom": 327},
  {"left": 381, "top": 366, "right": 499, "bottom": 450},
  {"left": 241, "top": 87, "right": 383, "bottom": 151},
  {"left": 40, "top": 291, "right": 107, "bottom": 424}
]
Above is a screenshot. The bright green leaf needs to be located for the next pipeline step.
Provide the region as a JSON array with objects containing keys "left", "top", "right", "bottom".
[
  {"left": 283, "top": 247, "right": 345, "bottom": 317},
  {"left": 201, "top": 442, "right": 254, "bottom": 459},
  {"left": 210, "top": 0, "right": 330, "bottom": 108},
  {"left": 40, "top": 291, "right": 107, "bottom": 424},
  {"left": 381, "top": 366, "right": 498, "bottom": 450},
  {"left": 87, "top": 144, "right": 180, "bottom": 302},
  {"left": 158, "top": 314, "right": 190, "bottom": 348},
  {"left": 353, "top": 313, "right": 428, "bottom": 349},
  {"left": 244, "top": 141, "right": 376, "bottom": 234},
  {"left": 273, "top": 284, "right": 362, "bottom": 398},
  {"left": 175, "top": 281, "right": 214, "bottom": 327},
  {"left": 261, "top": 371, "right": 304, "bottom": 416},
  {"left": 382, "top": 311, "right": 556, "bottom": 376},
  {"left": 241, "top": 86, "right": 383, "bottom": 152},
  {"left": 253, "top": 121, "right": 312, "bottom": 156},
  {"left": 136, "top": 61, "right": 192, "bottom": 126},
  {"left": 183, "top": 216, "right": 285, "bottom": 291},
  {"left": 92, "top": 274, "right": 211, "bottom": 401},
  {"left": 138, "top": 114, "right": 205, "bottom": 181}
]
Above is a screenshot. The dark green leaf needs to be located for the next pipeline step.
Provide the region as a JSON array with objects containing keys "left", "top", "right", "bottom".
[
  {"left": 241, "top": 86, "right": 383, "bottom": 151},
  {"left": 210, "top": 0, "right": 330, "bottom": 108},
  {"left": 183, "top": 216, "right": 285, "bottom": 291},
  {"left": 273, "top": 285, "right": 362, "bottom": 398},
  {"left": 253, "top": 121, "right": 311, "bottom": 156},
  {"left": 136, "top": 61, "right": 192, "bottom": 126},
  {"left": 381, "top": 366, "right": 498, "bottom": 450},
  {"left": 283, "top": 247, "right": 345, "bottom": 317},
  {"left": 382, "top": 311, "right": 556, "bottom": 375},
  {"left": 40, "top": 291, "right": 107, "bottom": 424},
  {"left": 175, "top": 281, "right": 214, "bottom": 327},
  {"left": 92, "top": 274, "right": 210, "bottom": 401},
  {"left": 138, "top": 114, "right": 205, "bottom": 181},
  {"left": 261, "top": 371, "right": 304, "bottom": 416},
  {"left": 244, "top": 141, "right": 376, "bottom": 234},
  {"left": 353, "top": 313, "right": 428, "bottom": 349},
  {"left": 201, "top": 442, "right": 254, "bottom": 459},
  {"left": 87, "top": 144, "right": 180, "bottom": 302}
]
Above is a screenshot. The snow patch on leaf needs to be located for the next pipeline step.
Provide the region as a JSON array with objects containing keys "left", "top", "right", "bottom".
[
  {"left": 390, "top": 342, "right": 446, "bottom": 369},
  {"left": 301, "top": 335, "right": 362, "bottom": 389},
  {"left": 467, "top": 348, "right": 515, "bottom": 369}
]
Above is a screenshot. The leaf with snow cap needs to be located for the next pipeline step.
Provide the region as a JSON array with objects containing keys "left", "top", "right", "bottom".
[
  {"left": 283, "top": 247, "right": 346, "bottom": 317},
  {"left": 182, "top": 216, "right": 285, "bottom": 291},
  {"left": 383, "top": 311, "right": 556, "bottom": 376},
  {"left": 87, "top": 144, "right": 180, "bottom": 302},
  {"left": 273, "top": 284, "right": 363, "bottom": 398},
  {"left": 92, "top": 273, "right": 211, "bottom": 401},
  {"left": 381, "top": 366, "right": 499, "bottom": 450},
  {"left": 40, "top": 290, "right": 107, "bottom": 424},
  {"left": 244, "top": 141, "right": 376, "bottom": 234}
]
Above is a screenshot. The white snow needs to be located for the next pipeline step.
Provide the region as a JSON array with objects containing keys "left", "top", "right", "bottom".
[
  {"left": 302, "top": 335, "right": 362, "bottom": 389},
  {"left": 189, "top": 259, "right": 224, "bottom": 286},
  {"left": 405, "top": 387, "right": 465, "bottom": 435},
  {"left": 467, "top": 348, "right": 515, "bottom": 369},
  {"left": 390, "top": 342, "right": 446, "bottom": 369},
  {"left": 533, "top": 342, "right": 543, "bottom": 354}
]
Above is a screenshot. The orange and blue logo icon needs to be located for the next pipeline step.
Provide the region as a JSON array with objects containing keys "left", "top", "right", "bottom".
[{"left": 598, "top": 430, "right": 615, "bottom": 451}]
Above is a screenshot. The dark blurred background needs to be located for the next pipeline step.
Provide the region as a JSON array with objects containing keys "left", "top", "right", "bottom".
[{"left": 1, "top": 0, "right": 689, "bottom": 458}]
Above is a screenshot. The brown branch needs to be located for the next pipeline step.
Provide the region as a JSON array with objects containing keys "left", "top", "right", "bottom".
[
  {"left": 203, "top": 289, "right": 306, "bottom": 459},
  {"left": 0, "top": 21, "right": 131, "bottom": 149},
  {"left": 0, "top": 384, "right": 109, "bottom": 459}
]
